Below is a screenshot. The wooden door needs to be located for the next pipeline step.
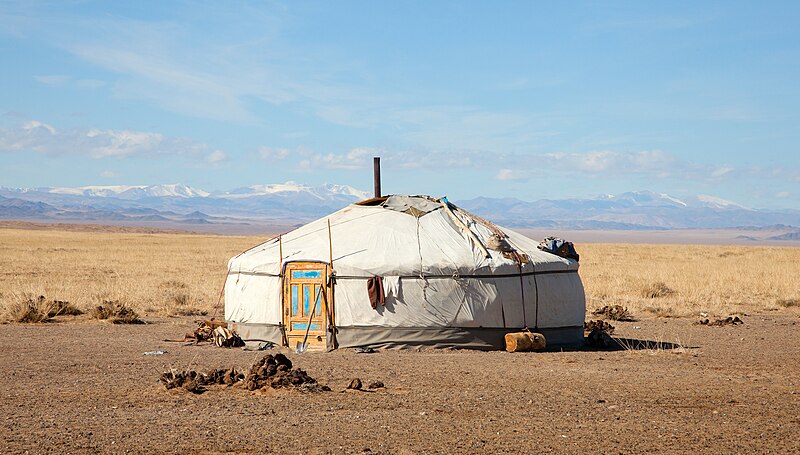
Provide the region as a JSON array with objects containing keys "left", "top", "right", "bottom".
[{"left": 283, "top": 262, "right": 328, "bottom": 350}]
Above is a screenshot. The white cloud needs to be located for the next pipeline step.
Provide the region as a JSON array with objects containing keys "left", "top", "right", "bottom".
[
  {"left": 84, "top": 128, "right": 165, "bottom": 158},
  {"left": 258, "top": 146, "right": 290, "bottom": 161},
  {"left": 100, "top": 170, "right": 118, "bottom": 178},
  {"left": 775, "top": 191, "right": 791, "bottom": 199},
  {"left": 543, "top": 150, "right": 677, "bottom": 174},
  {"left": 0, "top": 120, "right": 210, "bottom": 159},
  {"left": 206, "top": 150, "right": 227, "bottom": 163},
  {"left": 33, "top": 75, "right": 106, "bottom": 90},
  {"left": 34, "top": 75, "right": 69, "bottom": 86},
  {"left": 711, "top": 166, "right": 735, "bottom": 178},
  {"left": 495, "top": 169, "right": 529, "bottom": 181},
  {"left": 302, "top": 147, "right": 374, "bottom": 170}
]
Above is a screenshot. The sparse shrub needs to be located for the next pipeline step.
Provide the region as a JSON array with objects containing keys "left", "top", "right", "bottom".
[
  {"left": 641, "top": 282, "right": 675, "bottom": 299},
  {"left": 47, "top": 300, "right": 83, "bottom": 317},
  {"left": 777, "top": 298, "right": 800, "bottom": 308},
  {"left": 5, "top": 295, "right": 53, "bottom": 323},
  {"left": 92, "top": 300, "right": 143, "bottom": 324}
]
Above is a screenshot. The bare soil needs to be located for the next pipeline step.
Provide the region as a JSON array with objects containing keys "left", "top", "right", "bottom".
[{"left": 1, "top": 315, "right": 798, "bottom": 454}]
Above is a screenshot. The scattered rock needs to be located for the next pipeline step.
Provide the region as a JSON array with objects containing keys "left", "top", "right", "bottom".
[
  {"left": 367, "top": 381, "right": 385, "bottom": 389},
  {"left": 347, "top": 378, "right": 363, "bottom": 390}
]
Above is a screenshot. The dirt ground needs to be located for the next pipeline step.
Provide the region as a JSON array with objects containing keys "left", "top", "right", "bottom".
[{"left": 1, "top": 315, "right": 798, "bottom": 454}]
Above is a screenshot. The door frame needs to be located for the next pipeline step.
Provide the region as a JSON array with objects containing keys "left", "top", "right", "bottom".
[{"left": 281, "top": 260, "right": 333, "bottom": 350}]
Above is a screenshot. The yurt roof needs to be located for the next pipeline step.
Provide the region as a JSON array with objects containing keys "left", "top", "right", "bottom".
[{"left": 229, "top": 195, "right": 578, "bottom": 277}]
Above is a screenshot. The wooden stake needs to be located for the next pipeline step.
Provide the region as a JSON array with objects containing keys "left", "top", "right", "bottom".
[
  {"left": 327, "top": 219, "right": 333, "bottom": 269},
  {"left": 278, "top": 235, "right": 283, "bottom": 267}
]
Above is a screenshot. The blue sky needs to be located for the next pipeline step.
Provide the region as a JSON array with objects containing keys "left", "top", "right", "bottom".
[{"left": 1, "top": 1, "right": 798, "bottom": 207}]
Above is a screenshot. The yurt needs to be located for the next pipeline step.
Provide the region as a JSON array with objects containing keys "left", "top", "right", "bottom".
[{"left": 224, "top": 195, "right": 585, "bottom": 350}]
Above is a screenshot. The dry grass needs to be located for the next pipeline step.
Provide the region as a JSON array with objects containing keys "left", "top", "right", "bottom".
[
  {"left": 2, "top": 294, "right": 83, "bottom": 322},
  {"left": 5, "top": 295, "right": 54, "bottom": 323},
  {"left": 777, "top": 298, "right": 800, "bottom": 308},
  {"left": 580, "top": 243, "right": 800, "bottom": 318},
  {"left": 0, "top": 228, "right": 257, "bottom": 321},
  {"left": 640, "top": 281, "right": 674, "bottom": 299},
  {"left": 91, "top": 300, "right": 143, "bottom": 324},
  {"left": 0, "top": 228, "right": 799, "bottom": 321}
]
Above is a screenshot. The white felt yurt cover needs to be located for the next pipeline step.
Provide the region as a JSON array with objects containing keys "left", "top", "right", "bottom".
[{"left": 224, "top": 195, "right": 585, "bottom": 349}]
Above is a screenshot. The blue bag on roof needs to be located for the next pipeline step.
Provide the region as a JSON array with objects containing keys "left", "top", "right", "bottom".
[{"left": 537, "top": 237, "right": 579, "bottom": 262}]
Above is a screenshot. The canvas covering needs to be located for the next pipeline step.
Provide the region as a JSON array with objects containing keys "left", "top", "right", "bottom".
[{"left": 224, "top": 196, "right": 585, "bottom": 348}]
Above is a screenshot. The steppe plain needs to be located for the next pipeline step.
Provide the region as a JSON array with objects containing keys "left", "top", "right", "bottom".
[{"left": 0, "top": 224, "right": 798, "bottom": 453}]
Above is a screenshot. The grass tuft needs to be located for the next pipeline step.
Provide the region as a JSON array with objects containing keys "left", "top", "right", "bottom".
[
  {"left": 5, "top": 295, "right": 54, "bottom": 323},
  {"left": 92, "top": 300, "right": 143, "bottom": 324},
  {"left": 641, "top": 282, "right": 675, "bottom": 299},
  {"left": 48, "top": 300, "right": 83, "bottom": 317},
  {"left": 776, "top": 298, "right": 799, "bottom": 308}
]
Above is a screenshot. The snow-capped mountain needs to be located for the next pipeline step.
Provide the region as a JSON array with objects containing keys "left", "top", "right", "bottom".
[
  {"left": 1, "top": 185, "right": 799, "bottom": 232},
  {"left": 693, "top": 194, "right": 749, "bottom": 210},
  {"left": 48, "top": 184, "right": 210, "bottom": 199},
  {"left": 457, "top": 191, "right": 796, "bottom": 230},
  {"left": 0, "top": 182, "right": 373, "bottom": 224},
  {"left": 223, "top": 181, "right": 370, "bottom": 201}
]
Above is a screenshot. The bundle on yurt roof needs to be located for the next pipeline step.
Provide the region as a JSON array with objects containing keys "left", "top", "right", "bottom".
[{"left": 224, "top": 195, "right": 585, "bottom": 350}]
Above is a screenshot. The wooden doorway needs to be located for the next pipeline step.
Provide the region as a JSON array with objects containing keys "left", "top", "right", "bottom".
[{"left": 283, "top": 262, "right": 328, "bottom": 351}]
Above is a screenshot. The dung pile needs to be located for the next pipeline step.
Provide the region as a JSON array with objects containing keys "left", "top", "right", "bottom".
[
  {"left": 591, "top": 305, "right": 634, "bottom": 321},
  {"left": 243, "top": 353, "right": 331, "bottom": 393},
  {"left": 584, "top": 319, "right": 615, "bottom": 334},
  {"left": 585, "top": 329, "right": 616, "bottom": 349},
  {"left": 584, "top": 319, "right": 616, "bottom": 349},
  {"left": 159, "top": 354, "right": 330, "bottom": 394},
  {"left": 160, "top": 368, "right": 245, "bottom": 394},
  {"left": 695, "top": 316, "right": 744, "bottom": 327}
]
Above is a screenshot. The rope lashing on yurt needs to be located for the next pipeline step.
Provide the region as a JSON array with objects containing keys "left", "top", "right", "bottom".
[
  {"left": 439, "top": 197, "right": 491, "bottom": 259},
  {"left": 459, "top": 207, "right": 540, "bottom": 330}
]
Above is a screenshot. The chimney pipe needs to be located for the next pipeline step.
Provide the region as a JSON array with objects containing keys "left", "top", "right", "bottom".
[{"left": 373, "top": 156, "right": 381, "bottom": 198}]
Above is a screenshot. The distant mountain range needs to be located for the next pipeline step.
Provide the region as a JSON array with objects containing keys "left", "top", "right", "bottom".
[
  {"left": 1, "top": 184, "right": 799, "bottom": 235},
  {"left": 457, "top": 191, "right": 800, "bottom": 230}
]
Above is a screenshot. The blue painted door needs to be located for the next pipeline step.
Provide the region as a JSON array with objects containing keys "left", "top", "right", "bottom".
[{"left": 283, "top": 263, "right": 327, "bottom": 350}]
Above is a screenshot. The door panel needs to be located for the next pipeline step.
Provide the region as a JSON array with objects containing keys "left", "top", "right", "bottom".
[{"left": 283, "top": 263, "right": 327, "bottom": 350}]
